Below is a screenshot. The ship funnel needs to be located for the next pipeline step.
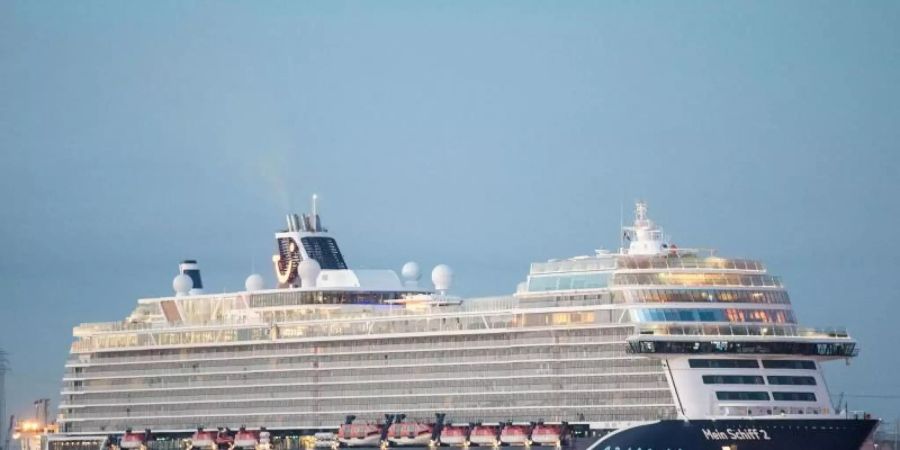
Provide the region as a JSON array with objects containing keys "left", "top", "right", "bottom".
[
  {"left": 286, "top": 214, "right": 302, "bottom": 232},
  {"left": 179, "top": 260, "right": 204, "bottom": 295}
]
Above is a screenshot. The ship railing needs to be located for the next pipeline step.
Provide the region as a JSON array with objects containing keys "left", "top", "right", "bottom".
[
  {"left": 529, "top": 251, "right": 768, "bottom": 275},
  {"left": 59, "top": 376, "right": 662, "bottom": 405},
  {"left": 633, "top": 324, "right": 852, "bottom": 340},
  {"left": 610, "top": 273, "right": 783, "bottom": 289},
  {"left": 60, "top": 395, "right": 678, "bottom": 420},
  {"left": 72, "top": 296, "right": 520, "bottom": 338},
  {"left": 63, "top": 348, "right": 632, "bottom": 379},
  {"left": 66, "top": 335, "right": 627, "bottom": 370},
  {"left": 74, "top": 321, "right": 157, "bottom": 335},
  {"left": 530, "top": 258, "right": 617, "bottom": 274},
  {"left": 67, "top": 331, "right": 618, "bottom": 366},
  {"left": 615, "top": 253, "right": 766, "bottom": 272},
  {"left": 75, "top": 298, "right": 621, "bottom": 353}
]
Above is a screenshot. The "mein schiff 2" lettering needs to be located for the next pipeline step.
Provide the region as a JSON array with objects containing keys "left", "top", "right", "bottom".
[{"left": 702, "top": 428, "right": 772, "bottom": 441}]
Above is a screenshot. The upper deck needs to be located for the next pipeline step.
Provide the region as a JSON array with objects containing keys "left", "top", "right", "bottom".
[{"left": 68, "top": 201, "right": 858, "bottom": 362}]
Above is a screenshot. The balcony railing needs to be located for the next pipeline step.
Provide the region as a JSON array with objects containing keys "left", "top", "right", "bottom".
[{"left": 633, "top": 324, "right": 852, "bottom": 340}]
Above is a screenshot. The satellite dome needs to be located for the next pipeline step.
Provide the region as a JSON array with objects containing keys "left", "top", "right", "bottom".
[
  {"left": 172, "top": 273, "right": 193, "bottom": 296},
  {"left": 245, "top": 274, "right": 265, "bottom": 292},
  {"left": 431, "top": 264, "right": 453, "bottom": 293},
  {"left": 401, "top": 262, "right": 421, "bottom": 281},
  {"left": 298, "top": 259, "right": 322, "bottom": 287}
]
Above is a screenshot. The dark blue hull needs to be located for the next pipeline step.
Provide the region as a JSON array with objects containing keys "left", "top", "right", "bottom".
[{"left": 593, "top": 418, "right": 878, "bottom": 450}]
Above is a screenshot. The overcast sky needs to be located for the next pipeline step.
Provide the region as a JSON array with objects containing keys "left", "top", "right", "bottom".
[{"left": 1, "top": 1, "right": 898, "bottom": 424}]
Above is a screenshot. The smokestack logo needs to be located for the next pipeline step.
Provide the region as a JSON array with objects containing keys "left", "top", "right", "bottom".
[{"left": 273, "top": 238, "right": 301, "bottom": 287}]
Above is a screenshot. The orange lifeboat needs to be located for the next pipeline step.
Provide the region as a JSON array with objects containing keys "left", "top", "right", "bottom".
[
  {"left": 499, "top": 423, "right": 532, "bottom": 446},
  {"left": 387, "top": 413, "right": 444, "bottom": 446},
  {"left": 530, "top": 423, "right": 569, "bottom": 447},
  {"left": 338, "top": 416, "right": 384, "bottom": 447},
  {"left": 120, "top": 429, "right": 150, "bottom": 450},
  {"left": 387, "top": 422, "right": 434, "bottom": 446},
  {"left": 191, "top": 428, "right": 216, "bottom": 450},
  {"left": 469, "top": 424, "right": 501, "bottom": 447},
  {"left": 234, "top": 427, "right": 260, "bottom": 449},
  {"left": 215, "top": 429, "right": 235, "bottom": 450},
  {"left": 438, "top": 424, "right": 471, "bottom": 447}
]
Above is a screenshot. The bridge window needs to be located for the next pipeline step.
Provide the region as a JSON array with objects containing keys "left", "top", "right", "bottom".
[
  {"left": 689, "top": 359, "right": 759, "bottom": 369},
  {"left": 767, "top": 376, "right": 817, "bottom": 385},
  {"left": 762, "top": 360, "right": 816, "bottom": 370},
  {"left": 703, "top": 375, "right": 764, "bottom": 384},
  {"left": 716, "top": 391, "right": 770, "bottom": 401},
  {"left": 772, "top": 392, "right": 817, "bottom": 401}
]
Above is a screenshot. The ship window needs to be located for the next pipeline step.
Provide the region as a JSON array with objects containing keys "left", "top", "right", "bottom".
[
  {"left": 630, "top": 308, "right": 795, "bottom": 324},
  {"left": 703, "top": 375, "right": 764, "bottom": 385},
  {"left": 527, "top": 273, "right": 610, "bottom": 292},
  {"left": 772, "top": 392, "right": 817, "bottom": 401},
  {"left": 716, "top": 391, "right": 770, "bottom": 401},
  {"left": 630, "top": 289, "right": 790, "bottom": 305},
  {"left": 690, "top": 359, "right": 759, "bottom": 368},
  {"left": 762, "top": 360, "right": 816, "bottom": 370},
  {"left": 767, "top": 376, "right": 817, "bottom": 385}
]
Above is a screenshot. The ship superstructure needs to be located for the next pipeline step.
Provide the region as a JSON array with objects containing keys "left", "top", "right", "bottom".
[{"left": 54, "top": 199, "right": 876, "bottom": 450}]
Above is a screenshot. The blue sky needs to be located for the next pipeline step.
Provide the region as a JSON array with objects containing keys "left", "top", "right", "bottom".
[{"left": 1, "top": 1, "right": 898, "bottom": 423}]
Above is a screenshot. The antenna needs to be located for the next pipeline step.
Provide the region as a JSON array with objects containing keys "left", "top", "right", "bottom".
[
  {"left": 311, "top": 193, "right": 322, "bottom": 232},
  {"left": 619, "top": 200, "right": 624, "bottom": 251},
  {"left": 0, "top": 350, "right": 8, "bottom": 450}
]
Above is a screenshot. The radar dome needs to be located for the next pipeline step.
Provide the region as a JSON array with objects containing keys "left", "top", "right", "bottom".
[
  {"left": 173, "top": 273, "right": 192, "bottom": 296},
  {"left": 298, "top": 259, "right": 322, "bottom": 287},
  {"left": 245, "top": 273, "right": 265, "bottom": 292},
  {"left": 431, "top": 264, "right": 453, "bottom": 293},
  {"left": 401, "top": 262, "right": 421, "bottom": 280}
]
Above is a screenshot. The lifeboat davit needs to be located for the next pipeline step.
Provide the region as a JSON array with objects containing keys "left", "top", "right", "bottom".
[
  {"left": 499, "top": 423, "right": 532, "bottom": 446},
  {"left": 234, "top": 427, "right": 259, "bottom": 449},
  {"left": 215, "top": 429, "right": 235, "bottom": 450},
  {"left": 439, "top": 425, "right": 471, "bottom": 447},
  {"left": 120, "top": 429, "right": 150, "bottom": 450},
  {"left": 191, "top": 428, "right": 217, "bottom": 450},
  {"left": 469, "top": 424, "right": 501, "bottom": 447},
  {"left": 530, "top": 423, "right": 568, "bottom": 447}
]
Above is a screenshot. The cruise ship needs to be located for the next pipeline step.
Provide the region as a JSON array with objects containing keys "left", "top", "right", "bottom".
[{"left": 52, "top": 199, "right": 877, "bottom": 450}]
